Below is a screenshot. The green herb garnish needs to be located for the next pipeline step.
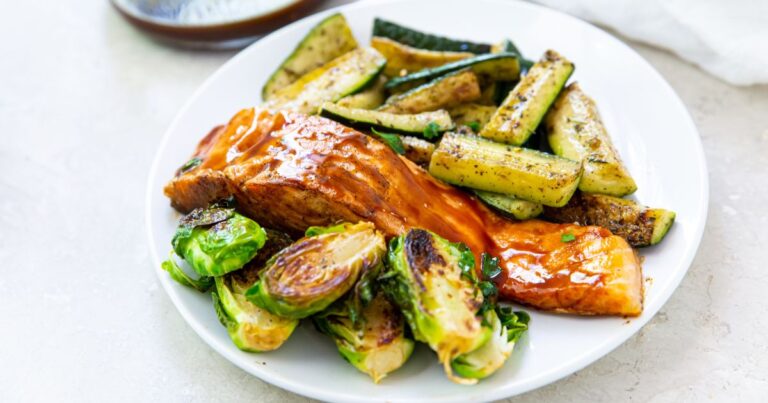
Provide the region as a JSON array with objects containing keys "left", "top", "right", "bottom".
[
  {"left": 178, "top": 157, "right": 202, "bottom": 174},
  {"left": 422, "top": 121, "right": 441, "bottom": 140},
  {"left": 467, "top": 121, "right": 481, "bottom": 132},
  {"left": 481, "top": 252, "right": 501, "bottom": 280},
  {"left": 561, "top": 233, "right": 576, "bottom": 243},
  {"left": 371, "top": 128, "right": 405, "bottom": 154}
]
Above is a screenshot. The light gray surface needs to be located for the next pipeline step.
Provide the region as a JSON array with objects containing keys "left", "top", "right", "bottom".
[{"left": 1, "top": 1, "right": 766, "bottom": 402}]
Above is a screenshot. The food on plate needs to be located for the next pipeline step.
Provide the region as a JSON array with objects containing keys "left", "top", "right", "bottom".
[
  {"left": 399, "top": 134, "right": 435, "bottom": 166},
  {"left": 371, "top": 36, "right": 473, "bottom": 77},
  {"left": 245, "top": 222, "right": 386, "bottom": 319},
  {"left": 382, "top": 229, "right": 528, "bottom": 384},
  {"left": 379, "top": 69, "right": 482, "bottom": 114},
  {"left": 164, "top": 108, "right": 643, "bottom": 317},
  {"left": 385, "top": 52, "right": 521, "bottom": 91},
  {"left": 479, "top": 50, "right": 574, "bottom": 145},
  {"left": 451, "top": 307, "right": 529, "bottom": 381},
  {"left": 320, "top": 102, "right": 454, "bottom": 136},
  {"left": 212, "top": 250, "right": 299, "bottom": 351},
  {"left": 473, "top": 190, "right": 543, "bottom": 220},
  {"left": 161, "top": 256, "right": 214, "bottom": 292},
  {"left": 372, "top": 18, "right": 492, "bottom": 54},
  {"left": 264, "top": 47, "right": 386, "bottom": 114},
  {"left": 545, "top": 83, "right": 638, "bottom": 196},
  {"left": 314, "top": 292, "right": 415, "bottom": 383},
  {"left": 262, "top": 13, "right": 358, "bottom": 100},
  {"left": 335, "top": 76, "right": 387, "bottom": 109},
  {"left": 171, "top": 205, "right": 267, "bottom": 277},
  {"left": 159, "top": 14, "right": 676, "bottom": 385},
  {"left": 543, "top": 192, "right": 676, "bottom": 247},
  {"left": 448, "top": 103, "right": 497, "bottom": 130},
  {"left": 429, "top": 132, "right": 582, "bottom": 207}
]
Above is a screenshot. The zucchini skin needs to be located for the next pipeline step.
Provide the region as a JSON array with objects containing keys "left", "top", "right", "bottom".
[
  {"left": 474, "top": 190, "right": 543, "bottom": 220},
  {"left": 371, "top": 36, "right": 473, "bottom": 77},
  {"left": 379, "top": 69, "right": 481, "bottom": 114},
  {"left": 336, "top": 76, "right": 387, "bottom": 110},
  {"left": 319, "top": 103, "right": 454, "bottom": 135},
  {"left": 479, "top": 50, "right": 574, "bottom": 145},
  {"left": 542, "top": 192, "right": 676, "bottom": 247},
  {"left": 265, "top": 48, "right": 386, "bottom": 114},
  {"left": 262, "top": 13, "right": 358, "bottom": 101},
  {"left": 372, "top": 18, "right": 491, "bottom": 54},
  {"left": 545, "top": 83, "right": 637, "bottom": 196},
  {"left": 385, "top": 53, "right": 520, "bottom": 90},
  {"left": 428, "top": 132, "right": 583, "bottom": 207}
]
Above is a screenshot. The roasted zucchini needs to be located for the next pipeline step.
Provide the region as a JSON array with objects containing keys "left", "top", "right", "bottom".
[
  {"left": 336, "top": 76, "right": 387, "bottom": 109},
  {"left": 448, "top": 104, "right": 497, "bottom": 130},
  {"left": 371, "top": 36, "right": 473, "bottom": 77},
  {"left": 320, "top": 102, "right": 454, "bottom": 135},
  {"left": 372, "top": 18, "right": 491, "bottom": 54},
  {"left": 379, "top": 69, "right": 481, "bottom": 114},
  {"left": 479, "top": 50, "right": 574, "bottom": 145},
  {"left": 400, "top": 135, "right": 436, "bottom": 166},
  {"left": 474, "top": 190, "right": 543, "bottom": 220},
  {"left": 491, "top": 39, "right": 533, "bottom": 73},
  {"left": 265, "top": 47, "right": 386, "bottom": 114},
  {"left": 385, "top": 53, "right": 520, "bottom": 90},
  {"left": 429, "top": 132, "right": 582, "bottom": 207},
  {"left": 542, "top": 192, "right": 675, "bottom": 247},
  {"left": 262, "top": 13, "right": 358, "bottom": 100},
  {"left": 545, "top": 83, "right": 637, "bottom": 196}
]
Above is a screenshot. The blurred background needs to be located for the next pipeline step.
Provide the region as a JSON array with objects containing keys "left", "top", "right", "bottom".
[{"left": 0, "top": 0, "right": 766, "bottom": 402}]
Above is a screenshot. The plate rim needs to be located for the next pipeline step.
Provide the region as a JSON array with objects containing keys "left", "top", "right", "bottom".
[{"left": 144, "top": 0, "right": 709, "bottom": 401}]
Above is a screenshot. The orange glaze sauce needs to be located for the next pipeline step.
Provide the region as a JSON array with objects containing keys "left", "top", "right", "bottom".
[{"left": 185, "top": 108, "right": 617, "bottom": 304}]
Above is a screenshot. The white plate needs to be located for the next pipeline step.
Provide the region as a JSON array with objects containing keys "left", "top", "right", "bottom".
[{"left": 145, "top": 0, "right": 708, "bottom": 401}]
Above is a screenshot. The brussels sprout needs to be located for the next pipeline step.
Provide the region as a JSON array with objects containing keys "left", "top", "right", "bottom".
[
  {"left": 381, "top": 229, "right": 493, "bottom": 384},
  {"left": 161, "top": 253, "right": 214, "bottom": 292},
  {"left": 450, "top": 307, "right": 529, "bottom": 380},
  {"left": 212, "top": 230, "right": 298, "bottom": 352},
  {"left": 172, "top": 206, "right": 267, "bottom": 277},
  {"left": 314, "top": 293, "right": 414, "bottom": 383},
  {"left": 246, "top": 222, "right": 386, "bottom": 319}
]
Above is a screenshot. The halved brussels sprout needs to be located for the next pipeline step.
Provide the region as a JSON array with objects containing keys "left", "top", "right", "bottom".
[
  {"left": 172, "top": 206, "right": 267, "bottom": 277},
  {"left": 314, "top": 293, "right": 415, "bottom": 383},
  {"left": 381, "top": 228, "right": 492, "bottom": 384},
  {"left": 212, "top": 230, "right": 298, "bottom": 352},
  {"left": 246, "top": 222, "right": 386, "bottom": 319},
  {"left": 450, "top": 307, "right": 529, "bottom": 380}
]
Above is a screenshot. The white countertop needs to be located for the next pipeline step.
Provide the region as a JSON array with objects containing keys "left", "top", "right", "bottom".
[{"left": 1, "top": 1, "right": 766, "bottom": 402}]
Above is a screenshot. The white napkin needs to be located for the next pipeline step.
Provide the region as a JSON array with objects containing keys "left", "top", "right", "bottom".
[{"left": 528, "top": 0, "right": 768, "bottom": 86}]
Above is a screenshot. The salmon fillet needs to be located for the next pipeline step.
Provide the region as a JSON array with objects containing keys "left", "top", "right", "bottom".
[{"left": 164, "top": 108, "right": 643, "bottom": 316}]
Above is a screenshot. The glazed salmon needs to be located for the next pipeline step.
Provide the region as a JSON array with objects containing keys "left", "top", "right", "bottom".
[{"left": 164, "top": 108, "right": 643, "bottom": 316}]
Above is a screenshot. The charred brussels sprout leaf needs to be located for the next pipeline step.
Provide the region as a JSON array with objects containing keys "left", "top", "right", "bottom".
[
  {"left": 246, "top": 222, "right": 386, "bottom": 319},
  {"left": 213, "top": 263, "right": 298, "bottom": 352},
  {"left": 161, "top": 253, "right": 213, "bottom": 292},
  {"left": 178, "top": 206, "right": 234, "bottom": 227},
  {"left": 314, "top": 293, "right": 414, "bottom": 383},
  {"left": 381, "top": 229, "right": 492, "bottom": 384},
  {"left": 172, "top": 208, "right": 267, "bottom": 277},
  {"left": 450, "top": 307, "right": 529, "bottom": 380}
]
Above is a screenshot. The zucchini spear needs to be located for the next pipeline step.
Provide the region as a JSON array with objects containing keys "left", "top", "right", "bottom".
[
  {"left": 479, "top": 50, "right": 574, "bottom": 145},
  {"left": 542, "top": 192, "right": 675, "bottom": 247},
  {"left": 545, "top": 83, "right": 637, "bottom": 196},
  {"left": 262, "top": 13, "right": 358, "bottom": 100},
  {"left": 429, "top": 132, "right": 582, "bottom": 207}
]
